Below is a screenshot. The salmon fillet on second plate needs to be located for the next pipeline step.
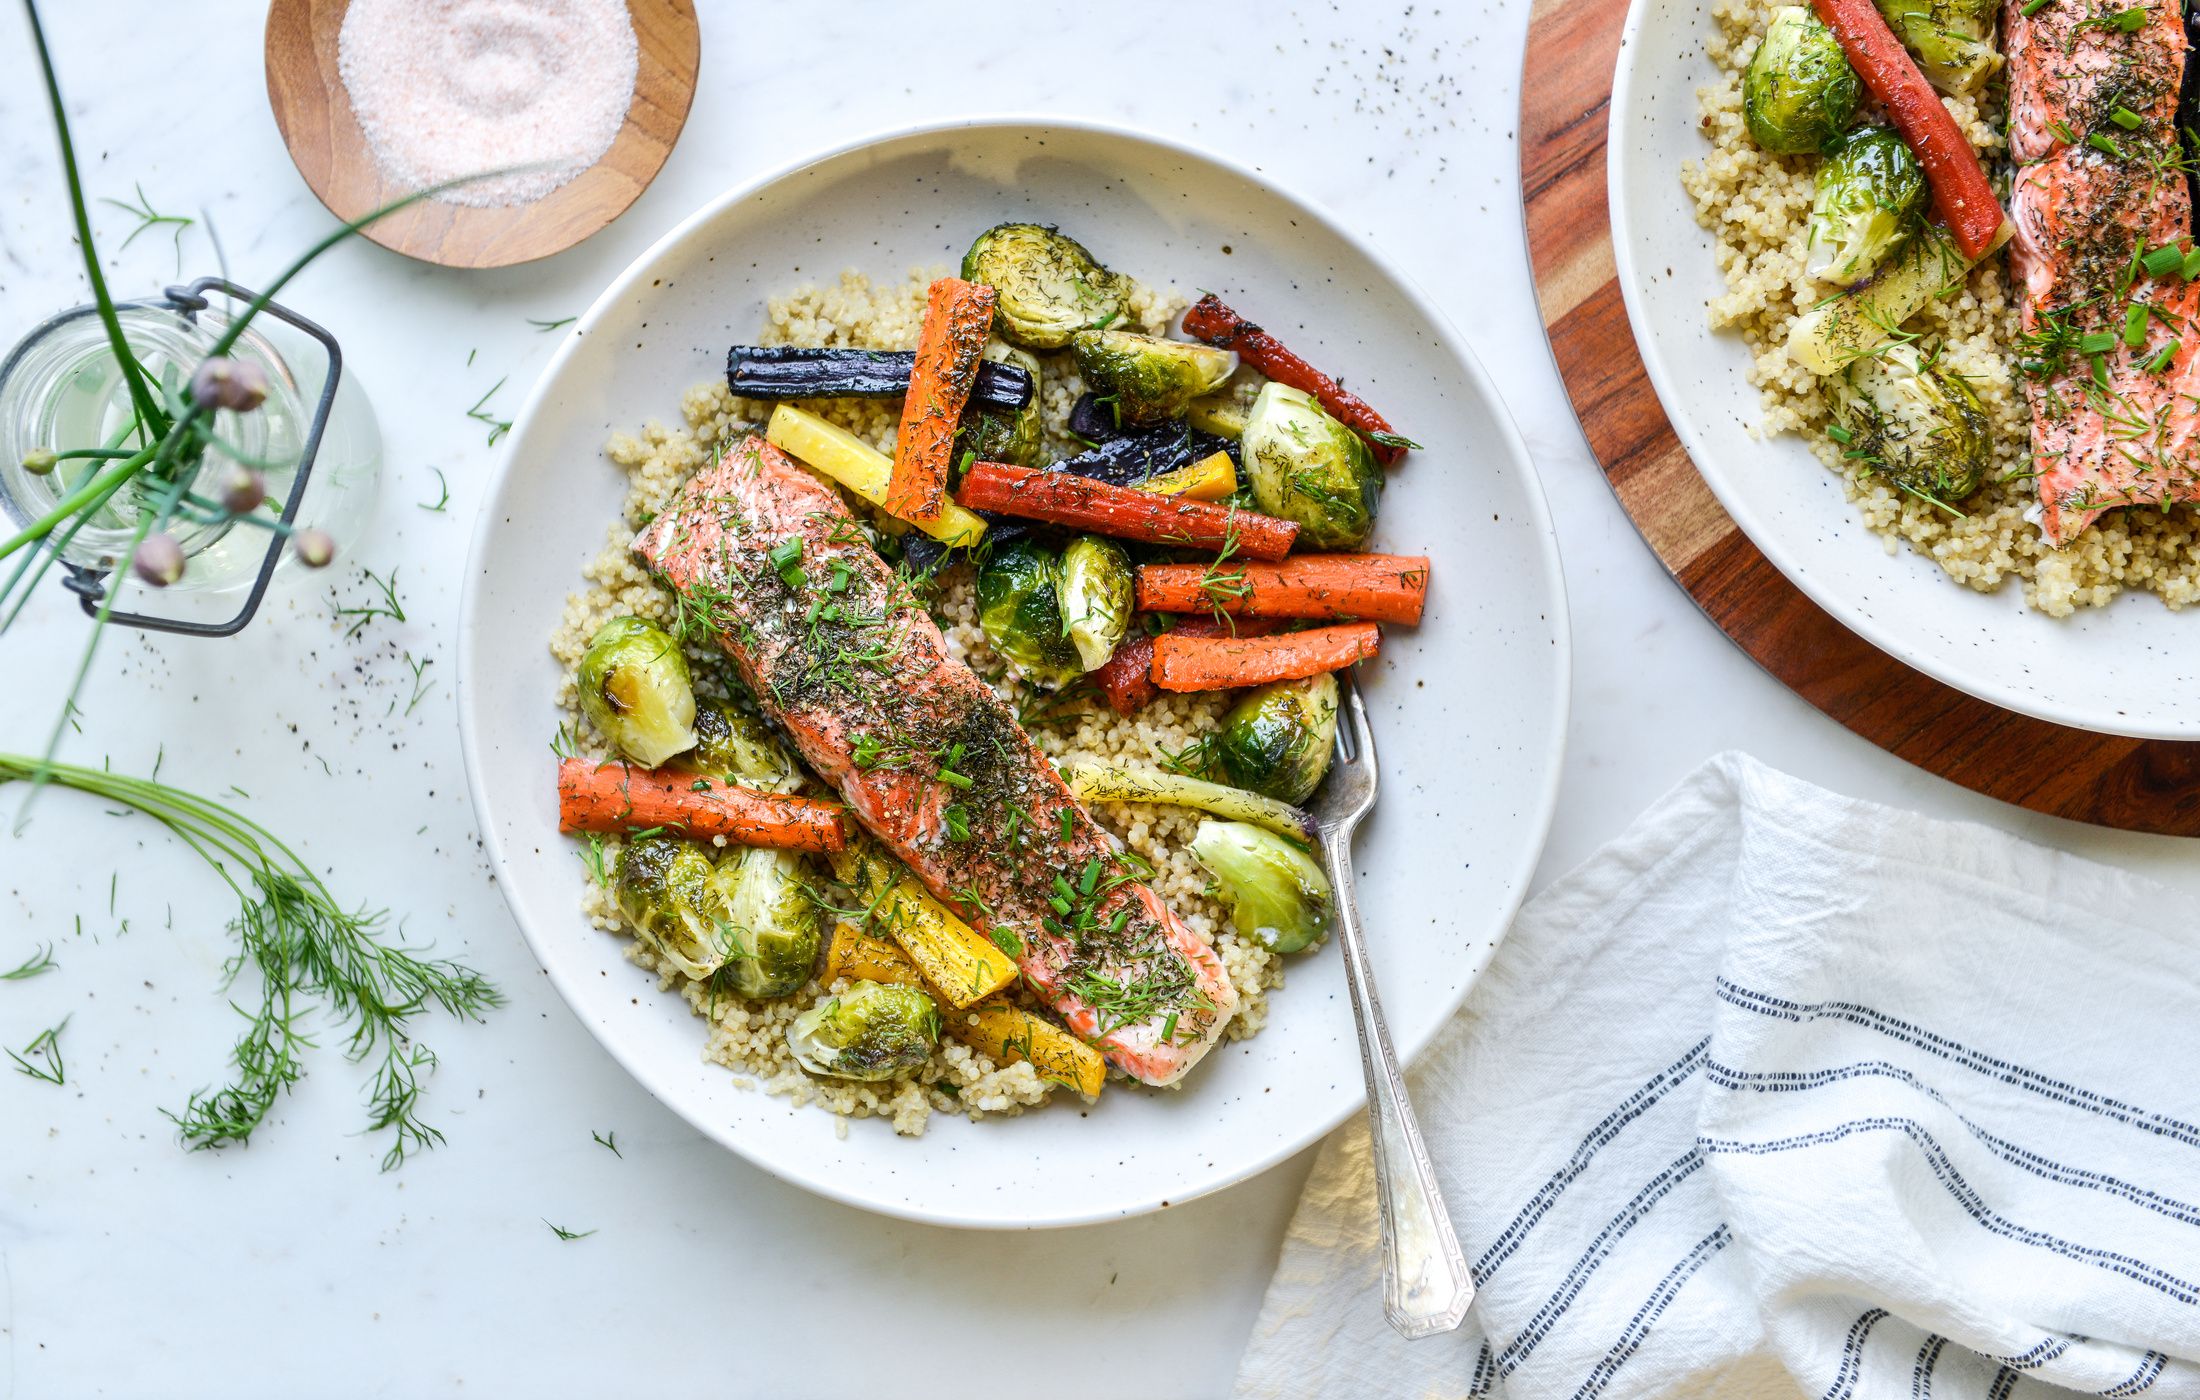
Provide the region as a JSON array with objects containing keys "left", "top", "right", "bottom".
[
  {"left": 633, "top": 434, "right": 1238, "bottom": 1087},
  {"left": 2005, "top": 0, "right": 2200, "bottom": 545}
]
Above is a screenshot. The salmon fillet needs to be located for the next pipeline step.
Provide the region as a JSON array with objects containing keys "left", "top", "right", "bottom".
[
  {"left": 633, "top": 434, "right": 1238, "bottom": 1086},
  {"left": 2004, "top": 0, "right": 2200, "bottom": 544},
  {"left": 2003, "top": 0, "right": 2184, "bottom": 163}
]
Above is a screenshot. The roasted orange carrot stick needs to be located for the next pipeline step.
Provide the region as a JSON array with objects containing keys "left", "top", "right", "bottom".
[
  {"left": 954, "top": 461, "right": 1299, "bottom": 560},
  {"left": 1149, "top": 622, "right": 1380, "bottom": 692},
  {"left": 556, "top": 758, "right": 846, "bottom": 853},
  {"left": 1092, "top": 616, "right": 1282, "bottom": 715},
  {"left": 1809, "top": 0, "right": 2007, "bottom": 260},
  {"left": 1137, "top": 554, "right": 1429, "bottom": 625},
  {"left": 884, "top": 277, "right": 996, "bottom": 524},
  {"left": 1179, "top": 294, "right": 1409, "bottom": 464}
]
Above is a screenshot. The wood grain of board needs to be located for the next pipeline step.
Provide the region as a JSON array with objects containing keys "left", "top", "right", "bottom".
[
  {"left": 264, "top": 0, "right": 699, "bottom": 269},
  {"left": 1518, "top": 0, "right": 2200, "bottom": 835}
]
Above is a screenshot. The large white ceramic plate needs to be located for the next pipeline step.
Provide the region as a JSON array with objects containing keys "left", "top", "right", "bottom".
[
  {"left": 1610, "top": 2, "right": 2200, "bottom": 740},
  {"left": 459, "top": 118, "right": 1569, "bottom": 1228}
]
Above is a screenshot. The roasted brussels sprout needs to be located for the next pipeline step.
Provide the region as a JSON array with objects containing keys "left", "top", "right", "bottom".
[
  {"left": 976, "top": 537, "right": 1082, "bottom": 688},
  {"left": 615, "top": 836, "right": 723, "bottom": 979},
  {"left": 1830, "top": 344, "right": 1992, "bottom": 504},
  {"left": 1743, "top": 7, "right": 1860, "bottom": 155},
  {"left": 1213, "top": 674, "right": 1339, "bottom": 804},
  {"left": 1190, "top": 820, "right": 1333, "bottom": 955},
  {"left": 786, "top": 979, "right": 940, "bottom": 1080},
  {"left": 677, "top": 703, "right": 799, "bottom": 793},
  {"left": 1058, "top": 534, "right": 1133, "bottom": 671},
  {"left": 961, "top": 223, "right": 1129, "bottom": 351},
  {"left": 1240, "top": 382, "right": 1383, "bottom": 550},
  {"left": 702, "top": 848, "right": 823, "bottom": 998},
  {"left": 1804, "top": 126, "right": 1928, "bottom": 287},
  {"left": 578, "top": 616, "right": 698, "bottom": 768},
  {"left": 1070, "top": 330, "right": 1238, "bottom": 428},
  {"left": 1787, "top": 220, "right": 1978, "bottom": 375},
  {"left": 1186, "top": 372, "right": 1268, "bottom": 440},
  {"left": 1874, "top": 0, "right": 1998, "bottom": 94},
  {"left": 958, "top": 343, "right": 1045, "bottom": 469}
]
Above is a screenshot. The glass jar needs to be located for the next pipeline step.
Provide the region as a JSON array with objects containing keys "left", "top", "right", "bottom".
[{"left": 0, "top": 292, "right": 380, "bottom": 601}]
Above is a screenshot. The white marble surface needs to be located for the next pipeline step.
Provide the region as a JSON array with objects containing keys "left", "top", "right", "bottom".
[{"left": 1, "top": 2, "right": 2193, "bottom": 1397}]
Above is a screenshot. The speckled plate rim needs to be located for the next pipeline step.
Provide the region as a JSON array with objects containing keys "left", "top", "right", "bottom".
[
  {"left": 1608, "top": 0, "right": 2200, "bottom": 741},
  {"left": 457, "top": 114, "right": 1571, "bottom": 1228}
]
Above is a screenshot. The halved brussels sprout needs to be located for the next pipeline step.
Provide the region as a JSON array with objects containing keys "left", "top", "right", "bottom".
[
  {"left": 1805, "top": 126, "right": 1927, "bottom": 287},
  {"left": 1058, "top": 534, "right": 1133, "bottom": 671},
  {"left": 1744, "top": 7, "right": 1860, "bottom": 155},
  {"left": 1214, "top": 674, "right": 1338, "bottom": 804},
  {"left": 1186, "top": 372, "right": 1268, "bottom": 441},
  {"left": 615, "top": 836, "right": 723, "bottom": 979},
  {"left": 1190, "top": 819, "right": 1333, "bottom": 955},
  {"left": 1240, "top": 382, "right": 1383, "bottom": 550},
  {"left": 976, "top": 536, "right": 1082, "bottom": 689},
  {"left": 1071, "top": 330, "right": 1238, "bottom": 428},
  {"left": 786, "top": 979, "right": 940, "bottom": 1081},
  {"left": 1874, "top": 0, "right": 1998, "bottom": 95},
  {"left": 702, "top": 848, "right": 823, "bottom": 998},
  {"left": 676, "top": 703, "right": 799, "bottom": 793},
  {"left": 579, "top": 616, "right": 698, "bottom": 768},
  {"left": 958, "top": 343, "right": 1045, "bottom": 469},
  {"left": 961, "top": 223, "right": 1129, "bottom": 351},
  {"left": 1830, "top": 344, "right": 1992, "bottom": 505}
]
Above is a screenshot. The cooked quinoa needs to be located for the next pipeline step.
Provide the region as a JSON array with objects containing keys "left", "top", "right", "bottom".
[
  {"left": 551, "top": 267, "right": 1286, "bottom": 1136},
  {"left": 1680, "top": 0, "right": 2200, "bottom": 615}
]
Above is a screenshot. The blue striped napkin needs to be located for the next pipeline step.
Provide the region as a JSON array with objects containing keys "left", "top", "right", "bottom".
[{"left": 1234, "top": 754, "right": 2200, "bottom": 1400}]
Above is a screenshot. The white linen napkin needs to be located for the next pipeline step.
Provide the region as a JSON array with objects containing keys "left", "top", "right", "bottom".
[{"left": 1233, "top": 753, "right": 2200, "bottom": 1400}]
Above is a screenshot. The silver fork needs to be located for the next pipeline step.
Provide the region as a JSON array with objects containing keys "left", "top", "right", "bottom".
[{"left": 1309, "top": 671, "right": 1475, "bottom": 1339}]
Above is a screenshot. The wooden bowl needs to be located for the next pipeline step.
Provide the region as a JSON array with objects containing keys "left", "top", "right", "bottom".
[{"left": 263, "top": 0, "right": 699, "bottom": 269}]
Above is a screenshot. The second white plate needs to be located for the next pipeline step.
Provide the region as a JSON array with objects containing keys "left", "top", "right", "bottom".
[{"left": 1609, "top": 0, "right": 2200, "bottom": 739}]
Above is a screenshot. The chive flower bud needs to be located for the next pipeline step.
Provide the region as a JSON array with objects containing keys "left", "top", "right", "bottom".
[
  {"left": 132, "top": 533, "right": 186, "bottom": 587},
  {"left": 190, "top": 357, "right": 269, "bottom": 413},
  {"left": 293, "top": 527, "right": 335, "bottom": 568},
  {"left": 22, "top": 447, "right": 59, "bottom": 477},
  {"left": 217, "top": 464, "right": 267, "bottom": 515}
]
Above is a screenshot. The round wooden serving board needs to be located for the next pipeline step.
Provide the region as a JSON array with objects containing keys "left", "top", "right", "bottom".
[
  {"left": 1519, "top": 0, "right": 2200, "bottom": 835},
  {"left": 264, "top": 0, "right": 699, "bottom": 269}
]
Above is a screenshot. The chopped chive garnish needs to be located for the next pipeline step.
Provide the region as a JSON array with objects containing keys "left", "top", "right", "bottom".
[
  {"left": 2078, "top": 331, "right": 2119, "bottom": 354},
  {"left": 1826, "top": 422, "right": 1854, "bottom": 444},
  {"left": 2111, "top": 106, "right": 2145, "bottom": 130},
  {"left": 2021, "top": 0, "right": 2050, "bottom": 14},
  {"left": 2091, "top": 352, "right": 2111, "bottom": 389},
  {"left": 2145, "top": 338, "right": 2182, "bottom": 373},
  {"left": 936, "top": 767, "right": 972, "bottom": 790},
  {"left": 2183, "top": 249, "right": 2200, "bottom": 281},
  {"left": 2111, "top": 6, "right": 2146, "bottom": 29},
  {"left": 2086, "top": 132, "right": 2125, "bottom": 158},
  {"left": 2142, "top": 245, "right": 2186, "bottom": 276},
  {"left": 2124, "top": 303, "right": 2150, "bottom": 347},
  {"left": 767, "top": 537, "right": 804, "bottom": 588}
]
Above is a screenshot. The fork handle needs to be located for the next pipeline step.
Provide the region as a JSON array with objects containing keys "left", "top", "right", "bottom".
[{"left": 1324, "top": 834, "right": 1476, "bottom": 1339}]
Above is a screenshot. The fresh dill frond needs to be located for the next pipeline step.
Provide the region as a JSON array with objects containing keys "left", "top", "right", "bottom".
[
  {"left": 0, "top": 753, "right": 500, "bottom": 1169},
  {"left": 334, "top": 566, "right": 407, "bottom": 639},
  {"left": 8, "top": 1017, "right": 67, "bottom": 1084},
  {"left": 467, "top": 377, "right": 514, "bottom": 446},
  {"left": 418, "top": 467, "right": 451, "bottom": 513},
  {"left": 545, "top": 1220, "right": 597, "bottom": 1241},
  {"left": 101, "top": 181, "right": 192, "bottom": 274},
  {"left": 592, "top": 1129, "right": 622, "bottom": 1157},
  {"left": 3, "top": 943, "right": 59, "bottom": 980}
]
